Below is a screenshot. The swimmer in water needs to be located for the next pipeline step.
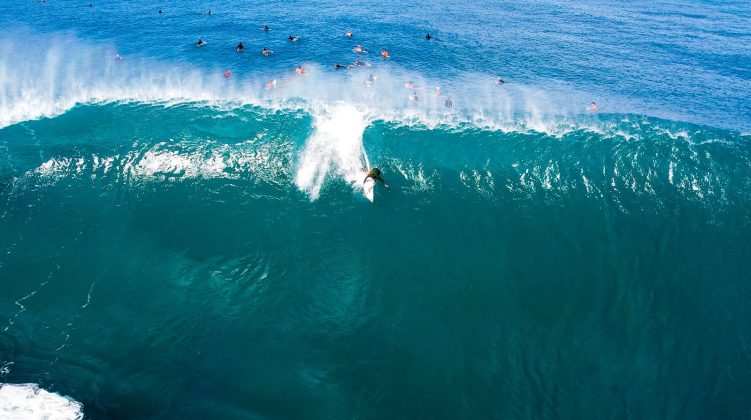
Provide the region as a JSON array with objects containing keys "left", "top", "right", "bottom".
[
  {"left": 335, "top": 63, "right": 352, "bottom": 70},
  {"left": 265, "top": 79, "right": 276, "bottom": 89},
  {"left": 409, "top": 92, "right": 418, "bottom": 101},
  {"left": 381, "top": 49, "right": 390, "bottom": 59},
  {"left": 364, "top": 168, "right": 389, "bottom": 187},
  {"left": 404, "top": 81, "right": 416, "bottom": 89},
  {"left": 296, "top": 66, "right": 306, "bottom": 75},
  {"left": 288, "top": 35, "right": 299, "bottom": 42},
  {"left": 261, "top": 48, "right": 273, "bottom": 56},
  {"left": 353, "top": 44, "right": 367, "bottom": 53},
  {"left": 345, "top": 30, "right": 353, "bottom": 38},
  {"left": 236, "top": 42, "right": 245, "bottom": 52},
  {"left": 435, "top": 86, "right": 441, "bottom": 96},
  {"left": 115, "top": 54, "right": 122, "bottom": 61},
  {"left": 589, "top": 102, "right": 598, "bottom": 111},
  {"left": 354, "top": 59, "right": 369, "bottom": 67},
  {"left": 425, "top": 33, "right": 432, "bottom": 40},
  {"left": 445, "top": 97, "right": 453, "bottom": 108},
  {"left": 197, "top": 39, "right": 207, "bottom": 47},
  {"left": 495, "top": 77, "right": 505, "bottom": 84}
]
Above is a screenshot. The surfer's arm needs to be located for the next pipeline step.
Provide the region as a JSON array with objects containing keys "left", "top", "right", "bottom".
[{"left": 377, "top": 176, "right": 389, "bottom": 187}]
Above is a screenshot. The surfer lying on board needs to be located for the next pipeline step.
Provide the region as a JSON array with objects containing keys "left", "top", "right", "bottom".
[{"left": 364, "top": 168, "right": 389, "bottom": 187}]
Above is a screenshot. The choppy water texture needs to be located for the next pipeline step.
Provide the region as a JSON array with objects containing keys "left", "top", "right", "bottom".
[{"left": 1, "top": 0, "right": 751, "bottom": 418}]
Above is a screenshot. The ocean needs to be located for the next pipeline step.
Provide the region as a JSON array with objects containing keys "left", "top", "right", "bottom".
[{"left": 1, "top": 0, "right": 751, "bottom": 418}]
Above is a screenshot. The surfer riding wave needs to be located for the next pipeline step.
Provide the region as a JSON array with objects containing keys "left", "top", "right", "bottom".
[{"left": 364, "top": 168, "right": 389, "bottom": 187}]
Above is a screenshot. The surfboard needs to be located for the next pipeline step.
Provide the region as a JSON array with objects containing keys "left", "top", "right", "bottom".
[{"left": 363, "top": 175, "right": 375, "bottom": 202}]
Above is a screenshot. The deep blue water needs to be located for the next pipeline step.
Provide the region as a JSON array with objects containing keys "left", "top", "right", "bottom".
[{"left": 1, "top": 0, "right": 751, "bottom": 418}]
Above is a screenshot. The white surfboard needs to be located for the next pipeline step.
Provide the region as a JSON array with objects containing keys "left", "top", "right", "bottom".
[{"left": 363, "top": 175, "right": 375, "bottom": 202}]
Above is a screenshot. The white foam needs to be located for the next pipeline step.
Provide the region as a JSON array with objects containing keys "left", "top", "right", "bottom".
[{"left": 0, "top": 383, "right": 83, "bottom": 420}]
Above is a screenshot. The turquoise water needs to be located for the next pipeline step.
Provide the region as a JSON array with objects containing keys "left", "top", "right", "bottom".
[{"left": 1, "top": 0, "right": 751, "bottom": 418}]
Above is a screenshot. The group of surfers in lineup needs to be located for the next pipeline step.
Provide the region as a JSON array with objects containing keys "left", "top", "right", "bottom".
[
  {"left": 184, "top": 18, "right": 511, "bottom": 108},
  {"left": 112, "top": 9, "right": 602, "bottom": 112},
  {"left": 80, "top": 4, "right": 597, "bottom": 112}
]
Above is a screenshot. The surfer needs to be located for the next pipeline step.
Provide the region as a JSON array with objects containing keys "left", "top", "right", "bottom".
[
  {"left": 380, "top": 49, "right": 390, "bottom": 59},
  {"left": 236, "top": 42, "right": 245, "bottom": 52},
  {"left": 364, "top": 168, "right": 389, "bottom": 187},
  {"left": 335, "top": 63, "right": 351, "bottom": 70},
  {"left": 261, "top": 48, "right": 273, "bottom": 56},
  {"left": 262, "top": 25, "right": 270, "bottom": 31},
  {"left": 345, "top": 30, "right": 353, "bottom": 38},
  {"left": 354, "top": 59, "right": 369, "bottom": 67},
  {"left": 296, "top": 65, "right": 306, "bottom": 74},
  {"left": 405, "top": 81, "right": 416, "bottom": 89},
  {"left": 495, "top": 77, "right": 505, "bottom": 84},
  {"left": 197, "top": 39, "right": 207, "bottom": 47},
  {"left": 589, "top": 102, "right": 598, "bottom": 111},
  {"left": 435, "top": 86, "right": 441, "bottom": 96},
  {"left": 288, "top": 35, "right": 299, "bottom": 42},
  {"left": 158, "top": 9, "right": 163, "bottom": 14},
  {"left": 445, "top": 97, "right": 453, "bottom": 108},
  {"left": 425, "top": 33, "right": 432, "bottom": 40},
  {"left": 353, "top": 44, "right": 367, "bottom": 53},
  {"left": 409, "top": 92, "right": 418, "bottom": 101}
]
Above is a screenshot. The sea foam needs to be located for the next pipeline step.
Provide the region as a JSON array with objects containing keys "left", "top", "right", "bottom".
[{"left": 0, "top": 383, "right": 83, "bottom": 420}]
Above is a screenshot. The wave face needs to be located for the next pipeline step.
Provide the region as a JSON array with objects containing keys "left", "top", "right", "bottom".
[
  {"left": 1, "top": 103, "right": 751, "bottom": 418},
  {"left": 2, "top": 0, "right": 751, "bottom": 418}
]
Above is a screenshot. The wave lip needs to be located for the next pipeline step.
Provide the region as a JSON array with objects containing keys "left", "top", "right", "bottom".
[
  {"left": 0, "top": 27, "right": 606, "bottom": 134},
  {"left": 0, "top": 383, "right": 83, "bottom": 420}
]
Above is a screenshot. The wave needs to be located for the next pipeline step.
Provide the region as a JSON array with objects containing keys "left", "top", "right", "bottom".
[
  {"left": 3, "top": 102, "right": 749, "bottom": 212},
  {"left": 0, "top": 383, "right": 83, "bottom": 420},
  {"left": 1, "top": 27, "right": 749, "bottom": 206}
]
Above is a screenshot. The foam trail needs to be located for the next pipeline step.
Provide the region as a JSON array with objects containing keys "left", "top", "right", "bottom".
[
  {"left": 0, "top": 383, "right": 83, "bottom": 420},
  {"left": 295, "top": 103, "right": 370, "bottom": 200}
]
